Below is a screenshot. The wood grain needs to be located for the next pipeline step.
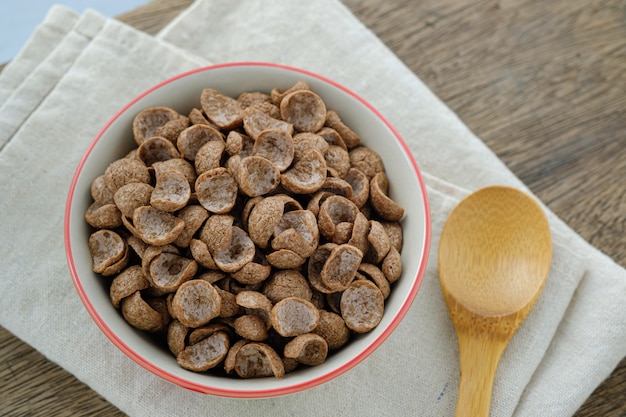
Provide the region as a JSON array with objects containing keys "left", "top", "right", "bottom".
[
  {"left": 345, "top": 0, "right": 626, "bottom": 268},
  {"left": 1, "top": 0, "right": 624, "bottom": 415}
]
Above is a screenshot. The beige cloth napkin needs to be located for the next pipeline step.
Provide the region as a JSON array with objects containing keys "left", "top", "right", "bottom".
[{"left": 0, "top": 2, "right": 623, "bottom": 416}]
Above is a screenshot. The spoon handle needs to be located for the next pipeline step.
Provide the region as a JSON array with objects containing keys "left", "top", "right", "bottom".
[{"left": 454, "top": 330, "right": 509, "bottom": 417}]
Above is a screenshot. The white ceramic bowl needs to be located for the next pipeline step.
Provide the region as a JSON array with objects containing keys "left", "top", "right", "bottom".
[{"left": 65, "top": 62, "right": 431, "bottom": 398}]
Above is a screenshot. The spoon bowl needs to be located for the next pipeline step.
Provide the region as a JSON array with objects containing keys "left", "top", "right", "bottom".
[{"left": 438, "top": 185, "right": 552, "bottom": 417}]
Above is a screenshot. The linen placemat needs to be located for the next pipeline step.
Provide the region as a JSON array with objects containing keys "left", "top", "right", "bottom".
[
  {"left": 0, "top": 2, "right": 623, "bottom": 416},
  {"left": 159, "top": 2, "right": 626, "bottom": 414}
]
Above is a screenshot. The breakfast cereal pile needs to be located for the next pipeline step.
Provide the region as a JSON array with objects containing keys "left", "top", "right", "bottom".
[{"left": 86, "top": 81, "right": 404, "bottom": 378}]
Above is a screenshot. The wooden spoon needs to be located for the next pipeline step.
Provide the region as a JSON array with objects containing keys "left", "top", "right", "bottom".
[{"left": 438, "top": 185, "right": 552, "bottom": 417}]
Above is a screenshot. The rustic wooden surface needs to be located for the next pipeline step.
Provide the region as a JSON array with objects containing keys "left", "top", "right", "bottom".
[{"left": 1, "top": 0, "right": 624, "bottom": 415}]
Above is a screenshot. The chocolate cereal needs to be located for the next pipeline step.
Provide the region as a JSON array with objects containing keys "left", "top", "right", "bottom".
[{"left": 85, "top": 82, "right": 405, "bottom": 379}]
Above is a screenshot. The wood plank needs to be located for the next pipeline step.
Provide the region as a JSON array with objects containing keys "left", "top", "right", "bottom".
[{"left": 0, "top": 326, "right": 125, "bottom": 416}]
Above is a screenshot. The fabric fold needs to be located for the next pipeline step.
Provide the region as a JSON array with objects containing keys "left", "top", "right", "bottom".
[
  {"left": 0, "top": 6, "right": 79, "bottom": 104},
  {"left": 0, "top": 10, "right": 106, "bottom": 150}
]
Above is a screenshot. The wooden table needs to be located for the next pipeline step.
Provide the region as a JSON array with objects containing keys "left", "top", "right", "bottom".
[{"left": 1, "top": 0, "right": 624, "bottom": 415}]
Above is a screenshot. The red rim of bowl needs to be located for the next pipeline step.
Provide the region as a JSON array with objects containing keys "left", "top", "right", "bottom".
[{"left": 64, "top": 61, "right": 431, "bottom": 398}]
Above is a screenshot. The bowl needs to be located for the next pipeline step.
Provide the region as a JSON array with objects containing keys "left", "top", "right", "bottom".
[{"left": 65, "top": 62, "right": 431, "bottom": 398}]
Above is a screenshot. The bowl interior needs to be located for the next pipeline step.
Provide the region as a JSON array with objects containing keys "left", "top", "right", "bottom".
[{"left": 66, "top": 62, "right": 430, "bottom": 397}]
